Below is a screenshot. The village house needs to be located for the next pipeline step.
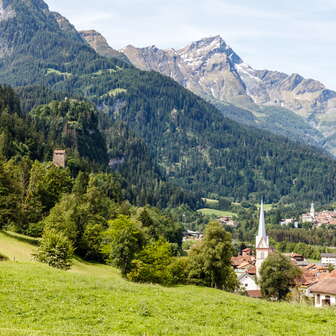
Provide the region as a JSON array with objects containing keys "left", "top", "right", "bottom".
[
  {"left": 296, "top": 264, "right": 329, "bottom": 297},
  {"left": 321, "top": 253, "right": 336, "bottom": 266},
  {"left": 242, "top": 248, "right": 253, "bottom": 256},
  {"left": 283, "top": 253, "right": 308, "bottom": 267},
  {"left": 183, "top": 230, "right": 203, "bottom": 241},
  {"left": 238, "top": 272, "right": 260, "bottom": 297},
  {"left": 310, "top": 277, "right": 336, "bottom": 307},
  {"left": 280, "top": 218, "right": 294, "bottom": 226},
  {"left": 218, "top": 216, "right": 238, "bottom": 227}
]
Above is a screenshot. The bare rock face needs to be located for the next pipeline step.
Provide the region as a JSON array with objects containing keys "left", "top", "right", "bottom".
[
  {"left": 121, "top": 35, "right": 336, "bottom": 155},
  {"left": 80, "top": 30, "right": 129, "bottom": 63},
  {"left": 122, "top": 36, "right": 253, "bottom": 107}
]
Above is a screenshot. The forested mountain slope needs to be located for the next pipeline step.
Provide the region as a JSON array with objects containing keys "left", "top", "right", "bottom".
[
  {"left": 119, "top": 36, "right": 335, "bottom": 154},
  {"left": 1, "top": 0, "right": 336, "bottom": 203}
]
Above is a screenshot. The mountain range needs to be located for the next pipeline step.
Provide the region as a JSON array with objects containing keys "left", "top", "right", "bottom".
[
  {"left": 1, "top": 0, "right": 336, "bottom": 205},
  {"left": 83, "top": 33, "right": 336, "bottom": 155}
]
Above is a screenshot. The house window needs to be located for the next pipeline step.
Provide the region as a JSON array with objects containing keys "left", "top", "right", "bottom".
[
  {"left": 324, "top": 296, "right": 331, "bottom": 306},
  {"left": 260, "top": 252, "right": 264, "bottom": 259},
  {"left": 316, "top": 294, "right": 321, "bottom": 305}
]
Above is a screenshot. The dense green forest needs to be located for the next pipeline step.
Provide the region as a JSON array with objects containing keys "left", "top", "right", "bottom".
[
  {"left": 1, "top": 0, "right": 336, "bottom": 204},
  {"left": 0, "top": 85, "right": 202, "bottom": 209}
]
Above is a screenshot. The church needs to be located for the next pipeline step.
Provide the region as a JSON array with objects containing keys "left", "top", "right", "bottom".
[
  {"left": 255, "top": 201, "right": 273, "bottom": 278},
  {"left": 232, "top": 200, "right": 273, "bottom": 296}
]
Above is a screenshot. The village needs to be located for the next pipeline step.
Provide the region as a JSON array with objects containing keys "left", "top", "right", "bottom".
[
  {"left": 184, "top": 201, "right": 336, "bottom": 307},
  {"left": 230, "top": 202, "right": 336, "bottom": 307}
]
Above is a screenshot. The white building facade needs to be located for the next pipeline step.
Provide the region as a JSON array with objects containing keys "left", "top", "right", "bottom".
[
  {"left": 238, "top": 273, "right": 259, "bottom": 291},
  {"left": 310, "top": 279, "right": 336, "bottom": 307},
  {"left": 321, "top": 253, "right": 336, "bottom": 266}
]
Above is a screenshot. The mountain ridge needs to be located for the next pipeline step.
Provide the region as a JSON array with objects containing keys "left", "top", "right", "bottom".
[
  {"left": 1, "top": 0, "right": 336, "bottom": 204},
  {"left": 104, "top": 35, "right": 336, "bottom": 155},
  {"left": 79, "top": 30, "right": 130, "bottom": 63}
]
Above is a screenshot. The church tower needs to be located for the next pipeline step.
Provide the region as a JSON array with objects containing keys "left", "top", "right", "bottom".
[
  {"left": 255, "top": 200, "right": 270, "bottom": 278},
  {"left": 310, "top": 202, "right": 315, "bottom": 219}
]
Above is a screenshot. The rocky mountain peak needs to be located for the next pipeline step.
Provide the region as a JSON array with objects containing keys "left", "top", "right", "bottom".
[
  {"left": 185, "top": 35, "right": 226, "bottom": 51},
  {"left": 176, "top": 35, "right": 243, "bottom": 74},
  {"left": 80, "top": 30, "right": 129, "bottom": 63},
  {"left": 179, "top": 35, "right": 241, "bottom": 61}
]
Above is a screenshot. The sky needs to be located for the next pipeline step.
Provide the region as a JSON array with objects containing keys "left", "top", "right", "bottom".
[{"left": 46, "top": 0, "right": 336, "bottom": 89}]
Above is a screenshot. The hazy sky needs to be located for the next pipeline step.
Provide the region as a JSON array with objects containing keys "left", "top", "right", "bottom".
[{"left": 46, "top": 0, "right": 336, "bottom": 89}]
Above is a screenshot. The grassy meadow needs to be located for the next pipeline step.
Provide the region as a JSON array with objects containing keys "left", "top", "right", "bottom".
[
  {"left": 1, "top": 231, "right": 336, "bottom": 336},
  {"left": 197, "top": 208, "right": 236, "bottom": 217}
]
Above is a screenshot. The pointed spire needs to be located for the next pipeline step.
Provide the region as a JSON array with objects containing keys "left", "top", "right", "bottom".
[{"left": 258, "top": 199, "right": 266, "bottom": 238}]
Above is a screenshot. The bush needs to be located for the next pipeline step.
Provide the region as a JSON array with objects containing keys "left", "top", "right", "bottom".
[
  {"left": 167, "top": 257, "right": 190, "bottom": 284},
  {"left": 127, "top": 240, "right": 173, "bottom": 284},
  {"left": 34, "top": 229, "right": 74, "bottom": 270}
]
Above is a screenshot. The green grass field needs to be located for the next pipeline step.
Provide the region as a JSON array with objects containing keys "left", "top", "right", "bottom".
[
  {"left": 0, "top": 231, "right": 335, "bottom": 336},
  {"left": 255, "top": 203, "right": 273, "bottom": 211},
  {"left": 197, "top": 208, "right": 236, "bottom": 217},
  {"left": 202, "top": 198, "right": 219, "bottom": 207}
]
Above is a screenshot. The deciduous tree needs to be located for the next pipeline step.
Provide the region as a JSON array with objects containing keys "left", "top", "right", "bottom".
[{"left": 259, "top": 252, "right": 301, "bottom": 301}]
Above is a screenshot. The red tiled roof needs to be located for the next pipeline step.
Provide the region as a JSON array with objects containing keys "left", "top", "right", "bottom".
[
  {"left": 318, "top": 270, "right": 336, "bottom": 280},
  {"left": 231, "top": 255, "right": 255, "bottom": 267},
  {"left": 247, "top": 290, "right": 262, "bottom": 298},
  {"left": 247, "top": 265, "right": 256, "bottom": 275}
]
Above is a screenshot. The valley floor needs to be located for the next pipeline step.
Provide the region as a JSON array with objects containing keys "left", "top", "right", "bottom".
[{"left": 0, "top": 232, "right": 335, "bottom": 336}]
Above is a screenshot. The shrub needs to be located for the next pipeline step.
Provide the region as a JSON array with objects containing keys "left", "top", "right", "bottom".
[
  {"left": 127, "top": 240, "right": 173, "bottom": 284},
  {"left": 34, "top": 229, "right": 74, "bottom": 270},
  {"left": 167, "top": 257, "right": 190, "bottom": 284}
]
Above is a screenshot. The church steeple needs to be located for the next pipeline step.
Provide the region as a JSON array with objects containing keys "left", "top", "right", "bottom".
[
  {"left": 310, "top": 202, "right": 315, "bottom": 218},
  {"left": 256, "top": 200, "right": 269, "bottom": 249},
  {"left": 258, "top": 200, "right": 266, "bottom": 238},
  {"left": 255, "top": 199, "right": 270, "bottom": 278}
]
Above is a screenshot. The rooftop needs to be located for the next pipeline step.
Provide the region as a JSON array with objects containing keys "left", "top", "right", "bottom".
[
  {"left": 310, "top": 278, "right": 336, "bottom": 295},
  {"left": 321, "top": 253, "right": 336, "bottom": 258}
]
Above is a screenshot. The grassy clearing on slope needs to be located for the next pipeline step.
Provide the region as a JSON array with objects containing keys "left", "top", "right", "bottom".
[
  {"left": 0, "top": 231, "right": 36, "bottom": 262},
  {"left": 0, "top": 231, "right": 119, "bottom": 279},
  {"left": 197, "top": 208, "right": 236, "bottom": 217},
  {"left": 256, "top": 203, "right": 273, "bottom": 211},
  {"left": 202, "top": 198, "right": 219, "bottom": 207},
  {"left": 0, "top": 230, "right": 335, "bottom": 336}
]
